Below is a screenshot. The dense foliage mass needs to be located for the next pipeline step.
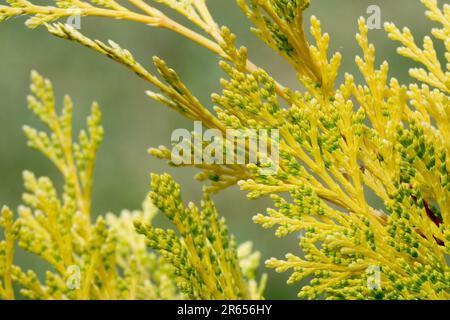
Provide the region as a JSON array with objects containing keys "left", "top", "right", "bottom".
[{"left": 0, "top": 0, "right": 449, "bottom": 299}]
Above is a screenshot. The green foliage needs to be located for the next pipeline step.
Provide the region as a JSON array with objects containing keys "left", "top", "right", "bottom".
[
  {"left": 0, "top": 72, "right": 262, "bottom": 300},
  {"left": 1, "top": 0, "right": 449, "bottom": 300},
  {"left": 0, "top": 71, "right": 177, "bottom": 299},
  {"left": 135, "top": 173, "right": 265, "bottom": 300}
]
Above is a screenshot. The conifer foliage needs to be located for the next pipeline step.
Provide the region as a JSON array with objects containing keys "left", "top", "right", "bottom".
[{"left": 0, "top": 0, "right": 449, "bottom": 299}]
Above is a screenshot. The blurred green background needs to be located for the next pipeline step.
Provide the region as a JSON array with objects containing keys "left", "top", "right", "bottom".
[{"left": 0, "top": 0, "right": 440, "bottom": 299}]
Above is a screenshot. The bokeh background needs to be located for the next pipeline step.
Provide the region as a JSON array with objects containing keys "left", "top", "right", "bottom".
[{"left": 0, "top": 0, "right": 442, "bottom": 299}]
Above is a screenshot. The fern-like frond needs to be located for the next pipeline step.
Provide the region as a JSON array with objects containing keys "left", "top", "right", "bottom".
[
  {"left": 135, "top": 173, "right": 266, "bottom": 300},
  {"left": 0, "top": 72, "right": 181, "bottom": 299},
  {"left": 1, "top": 0, "right": 449, "bottom": 300}
]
